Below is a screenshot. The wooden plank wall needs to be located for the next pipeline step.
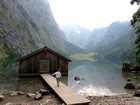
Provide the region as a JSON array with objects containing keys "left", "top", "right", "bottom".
[{"left": 19, "top": 49, "right": 69, "bottom": 76}]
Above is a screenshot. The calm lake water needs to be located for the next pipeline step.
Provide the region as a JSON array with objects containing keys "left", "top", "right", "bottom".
[
  {"left": 0, "top": 60, "right": 139, "bottom": 96},
  {"left": 68, "top": 60, "right": 127, "bottom": 96}
]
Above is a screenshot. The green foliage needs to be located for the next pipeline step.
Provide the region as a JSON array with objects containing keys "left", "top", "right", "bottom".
[
  {"left": 130, "top": 0, "right": 140, "bottom": 5},
  {"left": 0, "top": 42, "right": 7, "bottom": 58},
  {"left": 0, "top": 42, "right": 20, "bottom": 71},
  {"left": 130, "top": 0, "right": 140, "bottom": 63},
  {"left": 0, "top": 28, "right": 4, "bottom": 34},
  {"left": 70, "top": 52, "right": 97, "bottom": 62}
]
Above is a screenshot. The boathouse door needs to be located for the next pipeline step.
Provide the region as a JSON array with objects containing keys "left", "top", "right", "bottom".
[{"left": 39, "top": 60, "right": 49, "bottom": 73}]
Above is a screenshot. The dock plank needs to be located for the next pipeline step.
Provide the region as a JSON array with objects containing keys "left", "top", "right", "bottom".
[{"left": 40, "top": 74, "right": 91, "bottom": 105}]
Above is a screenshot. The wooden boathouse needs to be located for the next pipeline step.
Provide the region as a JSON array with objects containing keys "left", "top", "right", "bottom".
[
  {"left": 18, "top": 46, "right": 71, "bottom": 77},
  {"left": 18, "top": 46, "right": 91, "bottom": 104}
]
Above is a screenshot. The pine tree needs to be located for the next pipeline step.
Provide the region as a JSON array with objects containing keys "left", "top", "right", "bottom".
[{"left": 130, "top": 0, "right": 140, "bottom": 63}]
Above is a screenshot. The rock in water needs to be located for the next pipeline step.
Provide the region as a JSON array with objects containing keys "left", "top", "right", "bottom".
[
  {"left": 134, "top": 90, "right": 140, "bottom": 97},
  {"left": 17, "top": 91, "right": 25, "bottom": 95},
  {"left": 126, "top": 78, "right": 131, "bottom": 82},
  {"left": 124, "top": 82, "right": 135, "bottom": 89},
  {"left": 0, "top": 94, "right": 4, "bottom": 101},
  {"left": 9, "top": 91, "right": 17, "bottom": 96},
  {"left": 74, "top": 76, "right": 80, "bottom": 81},
  {"left": 39, "top": 89, "right": 49, "bottom": 96},
  {"left": 135, "top": 84, "right": 140, "bottom": 91},
  {"left": 34, "top": 93, "right": 42, "bottom": 100},
  {"left": 26, "top": 93, "right": 35, "bottom": 98},
  {"left": 134, "top": 84, "right": 140, "bottom": 97}
]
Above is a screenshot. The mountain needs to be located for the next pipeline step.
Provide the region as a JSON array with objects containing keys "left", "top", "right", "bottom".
[
  {"left": 61, "top": 22, "right": 136, "bottom": 62},
  {"left": 0, "top": 0, "right": 87, "bottom": 71},
  {"left": 0, "top": 0, "right": 84, "bottom": 59},
  {"left": 86, "top": 22, "right": 134, "bottom": 49},
  {"left": 60, "top": 25, "right": 91, "bottom": 48},
  {"left": 0, "top": 0, "right": 136, "bottom": 66},
  {"left": 87, "top": 22, "right": 136, "bottom": 62}
]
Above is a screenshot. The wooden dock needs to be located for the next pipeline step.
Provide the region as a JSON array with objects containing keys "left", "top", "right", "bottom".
[{"left": 40, "top": 74, "right": 91, "bottom": 105}]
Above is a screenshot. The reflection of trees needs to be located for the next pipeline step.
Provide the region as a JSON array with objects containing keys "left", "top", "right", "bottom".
[
  {"left": 69, "top": 60, "right": 92, "bottom": 70},
  {"left": 0, "top": 43, "right": 20, "bottom": 71},
  {"left": 0, "top": 55, "right": 18, "bottom": 71},
  {"left": 15, "top": 78, "right": 46, "bottom": 93}
]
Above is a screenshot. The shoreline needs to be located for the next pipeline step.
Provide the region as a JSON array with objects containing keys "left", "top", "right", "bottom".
[
  {"left": 1, "top": 92, "right": 140, "bottom": 105},
  {"left": 0, "top": 92, "right": 63, "bottom": 105},
  {"left": 88, "top": 93, "right": 140, "bottom": 105}
]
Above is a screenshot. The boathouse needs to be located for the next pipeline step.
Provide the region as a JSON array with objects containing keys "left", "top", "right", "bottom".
[{"left": 18, "top": 46, "right": 71, "bottom": 77}]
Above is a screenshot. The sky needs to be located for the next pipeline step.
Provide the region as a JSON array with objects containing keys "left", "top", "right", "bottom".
[{"left": 47, "top": 0, "right": 139, "bottom": 29}]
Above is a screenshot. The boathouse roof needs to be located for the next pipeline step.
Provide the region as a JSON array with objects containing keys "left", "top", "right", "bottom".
[{"left": 19, "top": 46, "right": 71, "bottom": 62}]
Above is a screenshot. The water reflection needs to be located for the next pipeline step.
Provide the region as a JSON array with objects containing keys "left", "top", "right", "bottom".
[
  {"left": 0, "top": 57, "right": 131, "bottom": 96},
  {"left": 78, "top": 84, "right": 112, "bottom": 96},
  {"left": 68, "top": 61, "right": 126, "bottom": 96},
  {"left": 0, "top": 55, "right": 19, "bottom": 72},
  {"left": 16, "top": 78, "right": 47, "bottom": 93},
  {"left": 0, "top": 75, "right": 47, "bottom": 93}
]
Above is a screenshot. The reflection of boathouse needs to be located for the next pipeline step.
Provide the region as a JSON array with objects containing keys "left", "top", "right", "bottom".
[{"left": 18, "top": 46, "right": 71, "bottom": 77}]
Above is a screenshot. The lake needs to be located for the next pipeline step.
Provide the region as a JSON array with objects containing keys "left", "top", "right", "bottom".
[
  {"left": 67, "top": 60, "right": 127, "bottom": 96},
  {"left": 0, "top": 60, "right": 137, "bottom": 96}
]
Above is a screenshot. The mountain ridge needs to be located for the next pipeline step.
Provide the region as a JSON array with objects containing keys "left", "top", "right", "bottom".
[
  {"left": 61, "top": 21, "right": 136, "bottom": 62},
  {"left": 0, "top": 0, "right": 87, "bottom": 71},
  {"left": 0, "top": 0, "right": 84, "bottom": 59}
]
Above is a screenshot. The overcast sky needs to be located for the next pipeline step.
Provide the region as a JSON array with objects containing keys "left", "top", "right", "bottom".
[{"left": 48, "top": 0, "right": 138, "bottom": 29}]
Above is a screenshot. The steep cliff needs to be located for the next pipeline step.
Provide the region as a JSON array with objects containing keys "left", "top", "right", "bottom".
[
  {"left": 0, "top": 0, "right": 80, "bottom": 58},
  {"left": 0, "top": 0, "right": 86, "bottom": 70}
]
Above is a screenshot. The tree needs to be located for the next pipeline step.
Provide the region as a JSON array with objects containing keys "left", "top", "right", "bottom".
[{"left": 130, "top": 0, "right": 140, "bottom": 63}]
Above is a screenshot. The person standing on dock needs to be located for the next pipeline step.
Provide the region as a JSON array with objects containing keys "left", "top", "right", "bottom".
[{"left": 52, "top": 68, "right": 62, "bottom": 87}]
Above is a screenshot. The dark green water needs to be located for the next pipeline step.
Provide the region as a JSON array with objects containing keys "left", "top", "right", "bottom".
[{"left": 0, "top": 58, "right": 140, "bottom": 96}]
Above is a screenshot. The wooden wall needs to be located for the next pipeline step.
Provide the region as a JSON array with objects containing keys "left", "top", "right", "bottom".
[{"left": 19, "top": 49, "right": 69, "bottom": 76}]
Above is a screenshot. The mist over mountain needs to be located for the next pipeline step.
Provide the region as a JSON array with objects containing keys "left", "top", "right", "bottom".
[
  {"left": 61, "top": 22, "right": 136, "bottom": 62},
  {"left": 89, "top": 22, "right": 136, "bottom": 62},
  {"left": 60, "top": 25, "right": 91, "bottom": 48},
  {"left": 87, "top": 22, "right": 134, "bottom": 49},
  {"left": 0, "top": 0, "right": 84, "bottom": 59}
]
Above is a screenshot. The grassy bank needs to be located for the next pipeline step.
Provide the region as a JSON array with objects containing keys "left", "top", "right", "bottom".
[{"left": 70, "top": 52, "right": 97, "bottom": 62}]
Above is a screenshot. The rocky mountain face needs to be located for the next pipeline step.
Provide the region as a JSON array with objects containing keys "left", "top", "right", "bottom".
[
  {"left": 16, "top": 0, "right": 66, "bottom": 53},
  {"left": 87, "top": 22, "right": 136, "bottom": 62},
  {"left": 87, "top": 22, "right": 135, "bottom": 50},
  {"left": 0, "top": 0, "right": 83, "bottom": 58}
]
